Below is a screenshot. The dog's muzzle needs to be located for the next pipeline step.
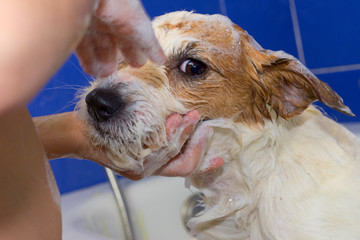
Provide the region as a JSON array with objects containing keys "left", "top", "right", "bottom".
[{"left": 85, "top": 88, "right": 125, "bottom": 122}]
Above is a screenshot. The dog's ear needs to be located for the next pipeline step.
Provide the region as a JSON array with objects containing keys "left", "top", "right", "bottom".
[{"left": 246, "top": 48, "right": 354, "bottom": 119}]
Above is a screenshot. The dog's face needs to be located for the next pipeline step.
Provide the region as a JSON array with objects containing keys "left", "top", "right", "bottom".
[{"left": 78, "top": 11, "right": 353, "bottom": 177}]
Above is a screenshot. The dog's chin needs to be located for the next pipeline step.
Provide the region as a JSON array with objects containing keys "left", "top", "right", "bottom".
[{"left": 87, "top": 113, "right": 170, "bottom": 176}]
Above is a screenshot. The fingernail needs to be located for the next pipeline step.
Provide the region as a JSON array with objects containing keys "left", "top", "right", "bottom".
[
  {"left": 197, "top": 157, "right": 224, "bottom": 175},
  {"left": 183, "top": 110, "right": 201, "bottom": 124},
  {"left": 127, "top": 57, "right": 147, "bottom": 68},
  {"left": 150, "top": 47, "right": 167, "bottom": 65}
]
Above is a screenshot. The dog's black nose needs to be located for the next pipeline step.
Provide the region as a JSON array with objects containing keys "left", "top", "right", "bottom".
[{"left": 85, "top": 88, "right": 125, "bottom": 122}]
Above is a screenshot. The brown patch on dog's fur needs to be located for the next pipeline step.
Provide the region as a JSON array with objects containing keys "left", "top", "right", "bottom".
[
  {"left": 125, "top": 63, "right": 168, "bottom": 89},
  {"left": 159, "top": 18, "right": 352, "bottom": 125},
  {"left": 159, "top": 21, "right": 205, "bottom": 34}
]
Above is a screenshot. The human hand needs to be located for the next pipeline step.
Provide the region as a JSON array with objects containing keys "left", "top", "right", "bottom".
[
  {"left": 154, "top": 112, "right": 225, "bottom": 177},
  {"left": 35, "top": 110, "right": 224, "bottom": 180},
  {"left": 76, "top": 0, "right": 166, "bottom": 77},
  {"left": 78, "top": 110, "right": 224, "bottom": 180}
]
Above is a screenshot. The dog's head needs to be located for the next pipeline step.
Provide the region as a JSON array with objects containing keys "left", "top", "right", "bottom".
[{"left": 77, "top": 11, "right": 353, "bottom": 177}]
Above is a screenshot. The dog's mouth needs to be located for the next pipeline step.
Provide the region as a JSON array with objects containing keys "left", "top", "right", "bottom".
[{"left": 80, "top": 82, "right": 185, "bottom": 177}]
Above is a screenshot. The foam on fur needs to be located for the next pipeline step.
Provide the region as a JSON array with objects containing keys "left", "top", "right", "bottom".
[
  {"left": 78, "top": 11, "right": 360, "bottom": 239},
  {"left": 77, "top": 71, "right": 187, "bottom": 175},
  {"left": 187, "top": 107, "right": 360, "bottom": 240}
]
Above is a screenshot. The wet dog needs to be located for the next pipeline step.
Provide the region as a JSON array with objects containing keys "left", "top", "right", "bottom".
[{"left": 78, "top": 11, "right": 360, "bottom": 240}]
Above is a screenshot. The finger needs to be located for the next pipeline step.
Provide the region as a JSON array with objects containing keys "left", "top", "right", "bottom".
[
  {"left": 117, "top": 170, "right": 143, "bottom": 181},
  {"left": 90, "top": 37, "right": 120, "bottom": 77},
  {"left": 166, "top": 110, "right": 201, "bottom": 141},
  {"left": 91, "top": 160, "right": 144, "bottom": 181},
  {"left": 77, "top": 42, "right": 120, "bottom": 77},
  {"left": 117, "top": 42, "right": 149, "bottom": 68},
  {"left": 76, "top": 18, "right": 121, "bottom": 77},
  {"left": 196, "top": 157, "right": 224, "bottom": 175},
  {"left": 76, "top": 34, "right": 97, "bottom": 75},
  {"left": 147, "top": 36, "right": 166, "bottom": 65},
  {"left": 175, "top": 110, "right": 202, "bottom": 144},
  {"left": 87, "top": 153, "right": 144, "bottom": 181},
  {"left": 158, "top": 125, "right": 214, "bottom": 177},
  {"left": 119, "top": 24, "right": 166, "bottom": 67},
  {"left": 165, "top": 113, "right": 183, "bottom": 138},
  {"left": 96, "top": 0, "right": 166, "bottom": 67}
]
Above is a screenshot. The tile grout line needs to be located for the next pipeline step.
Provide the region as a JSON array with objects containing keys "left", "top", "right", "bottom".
[
  {"left": 288, "top": 1, "right": 360, "bottom": 76},
  {"left": 310, "top": 63, "right": 360, "bottom": 75},
  {"left": 220, "top": 0, "right": 358, "bottom": 76},
  {"left": 219, "top": 0, "right": 228, "bottom": 16},
  {"left": 289, "top": 0, "right": 306, "bottom": 65}
]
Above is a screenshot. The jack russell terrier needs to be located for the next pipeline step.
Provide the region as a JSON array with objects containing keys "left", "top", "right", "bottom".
[{"left": 77, "top": 11, "right": 360, "bottom": 240}]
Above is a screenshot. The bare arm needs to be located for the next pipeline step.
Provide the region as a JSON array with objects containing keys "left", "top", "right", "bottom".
[
  {"left": 34, "top": 111, "right": 224, "bottom": 180},
  {"left": 0, "top": 2, "right": 97, "bottom": 239},
  {"left": 0, "top": 108, "right": 62, "bottom": 240},
  {"left": 0, "top": 1, "right": 165, "bottom": 239},
  {"left": 0, "top": 0, "right": 96, "bottom": 115},
  {"left": 0, "top": 0, "right": 165, "bottom": 115}
]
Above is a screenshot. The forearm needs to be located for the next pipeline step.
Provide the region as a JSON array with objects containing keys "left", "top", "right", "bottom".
[
  {"left": 0, "top": 0, "right": 97, "bottom": 115},
  {"left": 0, "top": 108, "right": 61, "bottom": 240},
  {"left": 33, "top": 112, "right": 83, "bottom": 160}
]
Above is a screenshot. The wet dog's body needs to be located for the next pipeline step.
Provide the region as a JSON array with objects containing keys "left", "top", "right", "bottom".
[{"left": 78, "top": 11, "right": 360, "bottom": 240}]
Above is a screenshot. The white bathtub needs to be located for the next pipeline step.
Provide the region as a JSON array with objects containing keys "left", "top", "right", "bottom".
[
  {"left": 61, "top": 176, "right": 194, "bottom": 240},
  {"left": 61, "top": 123, "right": 360, "bottom": 240}
]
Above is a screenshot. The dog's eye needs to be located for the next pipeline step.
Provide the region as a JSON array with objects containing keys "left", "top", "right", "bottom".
[{"left": 179, "top": 59, "right": 207, "bottom": 76}]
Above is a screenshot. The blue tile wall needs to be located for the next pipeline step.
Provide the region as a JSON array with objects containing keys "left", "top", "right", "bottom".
[
  {"left": 313, "top": 71, "right": 360, "bottom": 122},
  {"left": 226, "top": 0, "right": 298, "bottom": 57},
  {"left": 28, "top": 0, "right": 359, "bottom": 194},
  {"left": 29, "top": 55, "right": 88, "bottom": 116},
  {"left": 143, "top": 0, "right": 223, "bottom": 17},
  {"left": 28, "top": 55, "right": 108, "bottom": 194},
  {"left": 296, "top": 0, "right": 360, "bottom": 69}
]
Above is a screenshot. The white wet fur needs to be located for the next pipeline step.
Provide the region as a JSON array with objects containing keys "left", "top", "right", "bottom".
[
  {"left": 77, "top": 71, "right": 187, "bottom": 176},
  {"left": 79, "top": 11, "right": 360, "bottom": 240},
  {"left": 188, "top": 107, "right": 360, "bottom": 240}
]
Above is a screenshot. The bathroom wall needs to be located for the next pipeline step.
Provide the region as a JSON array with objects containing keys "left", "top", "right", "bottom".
[{"left": 28, "top": 0, "right": 360, "bottom": 194}]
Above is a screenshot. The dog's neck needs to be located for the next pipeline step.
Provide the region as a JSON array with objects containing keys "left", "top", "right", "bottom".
[{"left": 186, "top": 106, "right": 359, "bottom": 239}]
